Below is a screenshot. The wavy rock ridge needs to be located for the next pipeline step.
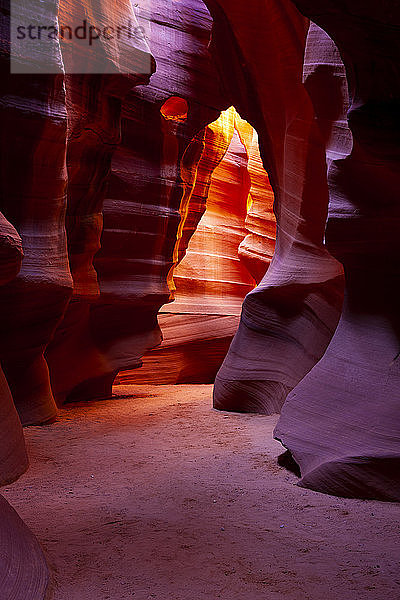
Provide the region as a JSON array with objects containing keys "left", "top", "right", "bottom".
[
  {"left": 1, "top": 5, "right": 399, "bottom": 597},
  {"left": 275, "top": 1, "right": 400, "bottom": 501},
  {"left": 118, "top": 106, "right": 276, "bottom": 384}
]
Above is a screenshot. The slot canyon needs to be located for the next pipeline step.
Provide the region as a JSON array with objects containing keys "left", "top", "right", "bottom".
[{"left": 0, "top": 0, "right": 399, "bottom": 598}]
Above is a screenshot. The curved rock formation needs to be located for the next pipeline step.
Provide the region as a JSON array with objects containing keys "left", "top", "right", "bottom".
[
  {"left": 275, "top": 1, "right": 400, "bottom": 501},
  {"left": 0, "top": 494, "right": 49, "bottom": 600},
  {"left": 119, "top": 107, "right": 269, "bottom": 385},
  {"left": 0, "top": 68, "right": 71, "bottom": 425},
  {"left": 45, "top": 71, "right": 153, "bottom": 404},
  {"left": 235, "top": 113, "right": 276, "bottom": 284},
  {"left": 302, "top": 23, "right": 352, "bottom": 166},
  {"left": 0, "top": 214, "right": 28, "bottom": 486},
  {"left": 46, "top": 0, "right": 228, "bottom": 402},
  {"left": 44, "top": 0, "right": 155, "bottom": 404},
  {"left": 0, "top": 0, "right": 73, "bottom": 425},
  {"left": 168, "top": 107, "right": 256, "bottom": 316},
  {"left": 203, "top": 0, "right": 344, "bottom": 414}
]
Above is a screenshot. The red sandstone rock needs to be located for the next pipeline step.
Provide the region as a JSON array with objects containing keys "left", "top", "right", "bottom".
[
  {"left": 203, "top": 0, "right": 345, "bottom": 414},
  {"left": 48, "top": 0, "right": 229, "bottom": 401},
  {"left": 0, "top": 494, "right": 49, "bottom": 600},
  {"left": 119, "top": 107, "right": 269, "bottom": 385},
  {"left": 46, "top": 70, "right": 153, "bottom": 404},
  {"left": 45, "top": 0, "right": 156, "bottom": 404},
  {"left": 168, "top": 108, "right": 256, "bottom": 316},
  {"left": 0, "top": 214, "right": 28, "bottom": 486},
  {"left": 0, "top": 0, "right": 71, "bottom": 427},
  {"left": 0, "top": 67, "right": 72, "bottom": 425},
  {"left": 275, "top": 1, "right": 400, "bottom": 501},
  {"left": 235, "top": 112, "right": 276, "bottom": 283}
]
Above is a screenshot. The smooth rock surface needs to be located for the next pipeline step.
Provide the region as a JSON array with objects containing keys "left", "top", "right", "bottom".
[
  {"left": 275, "top": 1, "right": 400, "bottom": 500},
  {"left": 204, "top": 0, "right": 345, "bottom": 414},
  {"left": 120, "top": 107, "right": 274, "bottom": 385},
  {"left": 0, "top": 494, "right": 49, "bottom": 600},
  {"left": 0, "top": 214, "right": 28, "bottom": 485}
]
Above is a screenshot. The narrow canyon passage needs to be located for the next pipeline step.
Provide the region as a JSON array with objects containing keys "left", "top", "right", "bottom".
[
  {"left": 3, "top": 385, "right": 399, "bottom": 600},
  {"left": 118, "top": 106, "right": 275, "bottom": 386},
  {"left": 1, "top": 0, "right": 400, "bottom": 597}
]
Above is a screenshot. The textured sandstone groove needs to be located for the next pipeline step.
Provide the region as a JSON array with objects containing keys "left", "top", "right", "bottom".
[
  {"left": 203, "top": 0, "right": 344, "bottom": 414},
  {"left": 0, "top": 26, "right": 72, "bottom": 425},
  {"left": 119, "top": 107, "right": 271, "bottom": 384},
  {"left": 46, "top": 70, "right": 153, "bottom": 404},
  {"left": 48, "top": 0, "right": 228, "bottom": 401},
  {"left": 0, "top": 215, "right": 28, "bottom": 485},
  {"left": 235, "top": 112, "right": 276, "bottom": 283},
  {"left": 46, "top": 0, "right": 155, "bottom": 404},
  {"left": 275, "top": 0, "right": 400, "bottom": 501},
  {"left": 0, "top": 495, "right": 49, "bottom": 600}
]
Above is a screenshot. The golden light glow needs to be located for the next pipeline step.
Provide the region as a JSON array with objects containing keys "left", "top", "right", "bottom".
[{"left": 165, "top": 106, "right": 274, "bottom": 296}]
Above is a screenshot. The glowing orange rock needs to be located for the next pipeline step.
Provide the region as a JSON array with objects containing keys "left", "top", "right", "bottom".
[
  {"left": 119, "top": 107, "right": 275, "bottom": 385},
  {"left": 204, "top": 0, "right": 344, "bottom": 414},
  {"left": 49, "top": 0, "right": 228, "bottom": 401},
  {"left": 235, "top": 112, "right": 276, "bottom": 283}
]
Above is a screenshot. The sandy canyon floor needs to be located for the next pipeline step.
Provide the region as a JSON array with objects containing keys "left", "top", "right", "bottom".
[{"left": 3, "top": 384, "right": 400, "bottom": 600}]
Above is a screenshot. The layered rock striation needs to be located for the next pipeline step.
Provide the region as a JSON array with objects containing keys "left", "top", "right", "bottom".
[
  {"left": 204, "top": 0, "right": 345, "bottom": 414},
  {"left": 47, "top": 0, "right": 231, "bottom": 401},
  {"left": 275, "top": 1, "right": 400, "bottom": 501},
  {"left": 118, "top": 106, "right": 276, "bottom": 385},
  {"left": 0, "top": 214, "right": 27, "bottom": 486}
]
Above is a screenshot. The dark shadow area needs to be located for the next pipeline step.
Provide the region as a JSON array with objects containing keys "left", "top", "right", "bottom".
[{"left": 278, "top": 450, "right": 301, "bottom": 478}]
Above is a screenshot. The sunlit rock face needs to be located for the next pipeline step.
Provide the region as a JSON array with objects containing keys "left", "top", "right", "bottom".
[
  {"left": 275, "top": 1, "right": 400, "bottom": 501},
  {"left": 118, "top": 106, "right": 276, "bottom": 385},
  {"left": 169, "top": 108, "right": 256, "bottom": 317},
  {"left": 45, "top": 70, "right": 153, "bottom": 404},
  {"left": 203, "top": 0, "right": 345, "bottom": 414},
  {"left": 236, "top": 112, "right": 276, "bottom": 284},
  {"left": 47, "top": 0, "right": 229, "bottom": 402}
]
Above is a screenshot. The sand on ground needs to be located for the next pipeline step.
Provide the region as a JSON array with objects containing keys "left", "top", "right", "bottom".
[{"left": 2, "top": 385, "right": 400, "bottom": 600}]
